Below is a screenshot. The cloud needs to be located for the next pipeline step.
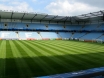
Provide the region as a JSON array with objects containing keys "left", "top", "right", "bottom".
[
  {"left": 74, "top": 0, "right": 104, "bottom": 8},
  {"left": 0, "top": 0, "right": 10, "bottom": 2},
  {"left": 46, "top": 0, "right": 103, "bottom": 16},
  {"left": 0, "top": 1, "right": 34, "bottom": 12},
  {"left": 32, "top": 0, "right": 37, "bottom": 2},
  {"left": 0, "top": 0, "right": 103, "bottom": 16}
]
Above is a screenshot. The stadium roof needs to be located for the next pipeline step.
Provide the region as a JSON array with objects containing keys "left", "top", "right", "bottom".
[{"left": 0, "top": 10, "right": 104, "bottom": 24}]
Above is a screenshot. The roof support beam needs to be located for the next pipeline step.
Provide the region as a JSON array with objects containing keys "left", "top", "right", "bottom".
[
  {"left": 99, "top": 11, "right": 104, "bottom": 21},
  {"left": 40, "top": 14, "right": 48, "bottom": 23},
  {"left": 81, "top": 13, "right": 100, "bottom": 22},
  {"left": 82, "top": 15, "right": 90, "bottom": 18},
  {"left": 70, "top": 17, "right": 73, "bottom": 24},
  {"left": 73, "top": 17, "right": 79, "bottom": 22},
  {"left": 100, "top": 11, "right": 104, "bottom": 14},
  {"left": 31, "top": 14, "right": 37, "bottom": 23},
  {"left": 90, "top": 13, "right": 99, "bottom": 17},
  {"left": 81, "top": 11, "right": 100, "bottom": 17},
  {"left": 82, "top": 14, "right": 91, "bottom": 22},
  {"left": 103, "top": 14, "right": 104, "bottom": 21},
  {"left": 64, "top": 17, "right": 69, "bottom": 24},
  {"left": 57, "top": 16, "right": 67, "bottom": 23},
  {"left": 11, "top": 12, "right": 13, "bottom": 22},
  {"left": 84, "top": 22, "right": 86, "bottom": 25},
  {"left": 0, "top": 15, "right": 1, "bottom": 22},
  {"left": 21, "top": 13, "right": 25, "bottom": 22},
  {"left": 82, "top": 11, "right": 100, "bottom": 18},
  {"left": 49, "top": 15, "right": 58, "bottom": 23}
]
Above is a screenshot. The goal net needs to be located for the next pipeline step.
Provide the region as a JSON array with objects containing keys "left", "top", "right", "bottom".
[{"left": 92, "top": 39, "right": 103, "bottom": 44}]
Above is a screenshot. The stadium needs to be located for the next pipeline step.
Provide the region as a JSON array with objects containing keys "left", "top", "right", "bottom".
[{"left": 0, "top": 2, "right": 104, "bottom": 78}]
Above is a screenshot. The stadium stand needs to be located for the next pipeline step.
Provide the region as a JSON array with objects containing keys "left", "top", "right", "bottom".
[
  {"left": 1, "top": 23, "right": 104, "bottom": 41},
  {"left": 98, "top": 35, "right": 104, "bottom": 40},
  {"left": 0, "top": 31, "right": 17, "bottom": 39},
  {"left": 66, "top": 25, "right": 82, "bottom": 30},
  {"left": 80, "top": 32, "right": 102, "bottom": 40},
  {"left": 97, "top": 24, "right": 104, "bottom": 30},
  {"left": 29, "top": 23, "right": 46, "bottom": 30},
  {"left": 18, "top": 32, "right": 40, "bottom": 39},
  {"left": 59, "top": 32, "right": 72, "bottom": 38},
  {"left": 48, "top": 24, "right": 64, "bottom": 30},
  {"left": 73, "top": 32, "right": 86, "bottom": 38},
  {"left": 40, "top": 32, "right": 59, "bottom": 38},
  {"left": 16, "top": 23, "right": 26, "bottom": 29},
  {"left": 83, "top": 24, "right": 98, "bottom": 30}
]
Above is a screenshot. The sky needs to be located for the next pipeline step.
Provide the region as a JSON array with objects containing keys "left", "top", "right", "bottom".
[{"left": 0, "top": 0, "right": 103, "bottom": 16}]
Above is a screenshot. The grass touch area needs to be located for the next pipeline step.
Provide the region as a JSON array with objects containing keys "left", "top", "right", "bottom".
[{"left": 0, "top": 40, "right": 104, "bottom": 78}]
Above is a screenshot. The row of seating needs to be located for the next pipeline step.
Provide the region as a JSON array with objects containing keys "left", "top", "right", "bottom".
[
  {"left": 1, "top": 23, "right": 104, "bottom": 30},
  {"left": 1, "top": 29, "right": 104, "bottom": 32},
  {"left": 0, "top": 31, "right": 104, "bottom": 40}
]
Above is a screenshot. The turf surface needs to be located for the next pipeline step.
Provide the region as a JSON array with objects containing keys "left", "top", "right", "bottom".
[{"left": 0, "top": 40, "right": 104, "bottom": 78}]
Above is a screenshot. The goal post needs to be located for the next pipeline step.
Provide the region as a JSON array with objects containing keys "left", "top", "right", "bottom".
[
  {"left": 92, "top": 39, "right": 96, "bottom": 43},
  {"left": 92, "top": 39, "right": 103, "bottom": 44}
]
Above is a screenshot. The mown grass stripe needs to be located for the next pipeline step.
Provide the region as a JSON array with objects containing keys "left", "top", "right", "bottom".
[
  {"left": 48, "top": 41, "right": 104, "bottom": 62},
  {"left": 37, "top": 41, "right": 97, "bottom": 52},
  {"left": 14, "top": 40, "right": 57, "bottom": 76},
  {"left": 21, "top": 41, "right": 75, "bottom": 71},
  {"left": 5, "top": 40, "right": 19, "bottom": 78},
  {"left": 21, "top": 41, "right": 79, "bottom": 73},
  {"left": 44, "top": 41, "right": 104, "bottom": 62},
  {"left": 13, "top": 40, "right": 57, "bottom": 76},
  {"left": 0, "top": 41, "right": 6, "bottom": 78},
  {"left": 10, "top": 41, "right": 33, "bottom": 77},
  {"left": 40, "top": 41, "right": 102, "bottom": 52},
  {"left": 20, "top": 42, "right": 75, "bottom": 69},
  {"left": 30, "top": 41, "right": 104, "bottom": 68},
  {"left": 29, "top": 41, "right": 94, "bottom": 67},
  {"left": 38, "top": 41, "right": 104, "bottom": 61},
  {"left": 29, "top": 41, "right": 101, "bottom": 68},
  {"left": 0, "top": 40, "right": 104, "bottom": 77}
]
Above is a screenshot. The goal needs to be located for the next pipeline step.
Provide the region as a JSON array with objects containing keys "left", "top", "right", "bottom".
[{"left": 92, "top": 39, "right": 103, "bottom": 44}]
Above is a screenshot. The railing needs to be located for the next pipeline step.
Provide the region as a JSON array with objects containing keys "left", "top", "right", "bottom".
[
  {"left": 0, "top": 29, "right": 104, "bottom": 32},
  {"left": 37, "top": 67, "right": 104, "bottom": 78}
]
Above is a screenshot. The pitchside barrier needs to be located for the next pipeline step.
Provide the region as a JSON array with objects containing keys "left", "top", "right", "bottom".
[
  {"left": 79, "top": 39, "right": 84, "bottom": 41},
  {"left": 62, "top": 38, "right": 69, "bottom": 40},
  {"left": 36, "top": 67, "right": 104, "bottom": 78},
  {"left": 27, "top": 38, "right": 36, "bottom": 40},
  {"left": 42, "top": 38, "right": 50, "bottom": 40},
  {"left": 0, "top": 38, "right": 103, "bottom": 44},
  {"left": 67, "top": 38, "right": 104, "bottom": 44},
  {"left": 27, "top": 38, "right": 62, "bottom": 40},
  {"left": 1, "top": 38, "right": 19, "bottom": 40},
  {"left": 84, "top": 40, "right": 93, "bottom": 42}
]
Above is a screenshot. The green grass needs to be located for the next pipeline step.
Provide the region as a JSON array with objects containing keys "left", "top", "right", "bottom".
[{"left": 0, "top": 40, "right": 104, "bottom": 78}]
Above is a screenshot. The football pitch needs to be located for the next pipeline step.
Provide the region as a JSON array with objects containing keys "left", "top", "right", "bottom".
[{"left": 0, "top": 40, "right": 104, "bottom": 78}]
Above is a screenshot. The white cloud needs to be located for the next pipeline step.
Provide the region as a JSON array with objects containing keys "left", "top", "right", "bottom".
[
  {"left": 0, "top": 1, "right": 34, "bottom": 12},
  {"left": 0, "top": 0, "right": 10, "bottom": 2},
  {"left": 32, "top": 0, "right": 37, "bottom": 2},
  {"left": 46, "top": 0, "right": 103, "bottom": 16}
]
